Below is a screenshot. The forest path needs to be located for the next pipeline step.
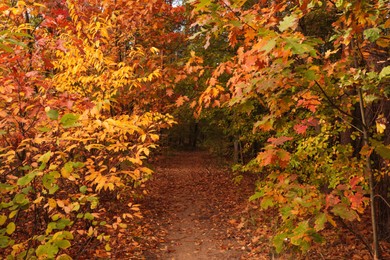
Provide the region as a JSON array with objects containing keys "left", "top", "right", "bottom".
[{"left": 140, "top": 150, "right": 256, "bottom": 260}]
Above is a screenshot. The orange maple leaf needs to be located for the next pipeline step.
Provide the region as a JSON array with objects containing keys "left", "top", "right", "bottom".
[{"left": 176, "top": 95, "right": 189, "bottom": 107}]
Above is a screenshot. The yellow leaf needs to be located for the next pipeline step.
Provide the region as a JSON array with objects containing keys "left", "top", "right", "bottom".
[
  {"left": 376, "top": 114, "right": 387, "bottom": 134},
  {"left": 326, "top": 213, "right": 337, "bottom": 227},
  {"left": 376, "top": 122, "right": 386, "bottom": 134},
  {"left": 33, "top": 3, "right": 46, "bottom": 8},
  {"left": 48, "top": 198, "right": 57, "bottom": 209},
  {"left": 61, "top": 168, "right": 70, "bottom": 178},
  {"left": 150, "top": 47, "right": 159, "bottom": 54},
  {"left": 87, "top": 226, "right": 94, "bottom": 236},
  {"left": 33, "top": 196, "right": 44, "bottom": 204}
]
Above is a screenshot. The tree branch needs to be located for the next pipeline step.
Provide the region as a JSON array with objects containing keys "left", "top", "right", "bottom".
[
  {"left": 220, "top": 0, "right": 257, "bottom": 32},
  {"left": 314, "top": 80, "right": 364, "bottom": 128}
]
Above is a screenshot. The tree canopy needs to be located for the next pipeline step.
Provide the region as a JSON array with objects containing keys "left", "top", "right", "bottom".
[{"left": 0, "top": 0, "right": 389, "bottom": 259}]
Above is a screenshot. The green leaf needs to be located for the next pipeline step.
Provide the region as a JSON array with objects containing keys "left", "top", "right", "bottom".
[
  {"left": 0, "top": 235, "right": 11, "bottom": 248},
  {"left": 6, "top": 222, "right": 16, "bottom": 235},
  {"left": 314, "top": 213, "right": 327, "bottom": 231},
  {"left": 0, "top": 183, "right": 14, "bottom": 192},
  {"left": 61, "top": 231, "right": 74, "bottom": 240},
  {"left": 249, "top": 191, "right": 264, "bottom": 201},
  {"left": 379, "top": 66, "right": 390, "bottom": 80},
  {"left": 14, "top": 194, "right": 29, "bottom": 205},
  {"left": 238, "top": 101, "right": 254, "bottom": 114},
  {"left": 363, "top": 28, "right": 381, "bottom": 42},
  {"left": 46, "top": 222, "right": 57, "bottom": 234},
  {"left": 0, "top": 43, "right": 13, "bottom": 53},
  {"left": 230, "top": 20, "right": 242, "bottom": 27},
  {"left": 331, "top": 204, "right": 358, "bottom": 221},
  {"left": 273, "top": 233, "right": 287, "bottom": 253},
  {"left": 304, "top": 70, "right": 318, "bottom": 81},
  {"left": 55, "top": 239, "right": 71, "bottom": 249},
  {"left": 6, "top": 38, "right": 27, "bottom": 48},
  {"left": 38, "top": 151, "right": 52, "bottom": 164},
  {"left": 60, "top": 113, "right": 79, "bottom": 128},
  {"left": 48, "top": 185, "right": 59, "bottom": 195},
  {"left": 285, "top": 37, "right": 316, "bottom": 56},
  {"left": 13, "top": 32, "right": 33, "bottom": 38},
  {"left": 46, "top": 109, "right": 59, "bottom": 120},
  {"left": 36, "top": 243, "right": 59, "bottom": 258},
  {"left": 375, "top": 145, "right": 390, "bottom": 160},
  {"left": 194, "top": 0, "right": 212, "bottom": 12},
  {"left": 73, "top": 162, "right": 84, "bottom": 168},
  {"left": 364, "top": 94, "right": 379, "bottom": 104},
  {"left": 292, "top": 221, "right": 309, "bottom": 238},
  {"left": 260, "top": 38, "right": 277, "bottom": 54},
  {"left": 280, "top": 206, "right": 292, "bottom": 220},
  {"left": 84, "top": 213, "right": 94, "bottom": 220},
  {"left": 278, "top": 14, "right": 298, "bottom": 32},
  {"left": 310, "top": 231, "right": 324, "bottom": 243},
  {"left": 79, "top": 186, "right": 87, "bottom": 194},
  {"left": 38, "top": 126, "right": 51, "bottom": 132},
  {"left": 56, "top": 254, "right": 72, "bottom": 260},
  {"left": 61, "top": 162, "right": 74, "bottom": 178},
  {"left": 17, "top": 172, "right": 37, "bottom": 186},
  {"left": 335, "top": 0, "right": 344, "bottom": 8},
  {"left": 260, "top": 197, "right": 274, "bottom": 209},
  {"left": 43, "top": 172, "right": 55, "bottom": 189},
  {"left": 56, "top": 218, "right": 72, "bottom": 230}
]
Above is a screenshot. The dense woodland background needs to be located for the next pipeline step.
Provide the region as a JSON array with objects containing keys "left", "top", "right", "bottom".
[{"left": 0, "top": 0, "right": 389, "bottom": 259}]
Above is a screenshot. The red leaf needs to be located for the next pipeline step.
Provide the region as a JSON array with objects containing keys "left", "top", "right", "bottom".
[
  {"left": 349, "top": 176, "right": 361, "bottom": 189},
  {"left": 267, "top": 136, "right": 293, "bottom": 146},
  {"left": 306, "top": 117, "right": 319, "bottom": 126},
  {"left": 348, "top": 192, "right": 364, "bottom": 210},
  {"left": 257, "top": 149, "right": 275, "bottom": 167},
  {"left": 325, "top": 194, "right": 340, "bottom": 209},
  {"left": 294, "top": 117, "right": 319, "bottom": 134},
  {"left": 56, "top": 39, "right": 67, "bottom": 52},
  {"left": 0, "top": 6, "right": 8, "bottom": 12},
  {"left": 294, "top": 124, "right": 308, "bottom": 134}
]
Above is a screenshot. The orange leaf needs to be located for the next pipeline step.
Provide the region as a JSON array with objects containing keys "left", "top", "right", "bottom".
[
  {"left": 175, "top": 96, "right": 189, "bottom": 107},
  {"left": 166, "top": 88, "right": 174, "bottom": 97}
]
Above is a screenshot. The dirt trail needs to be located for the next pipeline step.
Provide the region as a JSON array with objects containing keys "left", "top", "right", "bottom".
[{"left": 141, "top": 151, "right": 254, "bottom": 260}]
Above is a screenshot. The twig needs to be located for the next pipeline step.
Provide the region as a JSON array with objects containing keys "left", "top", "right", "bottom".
[
  {"left": 314, "top": 80, "right": 364, "bottom": 126},
  {"left": 220, "top": 0, "right": 257, "bottom": 32},
  {"left": 374, "top": 194, "right": 390, "bottom": 209}
]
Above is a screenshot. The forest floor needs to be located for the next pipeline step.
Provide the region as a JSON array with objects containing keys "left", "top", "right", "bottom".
[
  {"left": 104, "top": 150, "right": 389, "bottom": 260},
  {"left": 137, "top": 150, "right": 259, "bottom": 259}
]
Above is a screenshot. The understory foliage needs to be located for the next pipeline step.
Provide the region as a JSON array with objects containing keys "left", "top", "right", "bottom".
[
  {"left": 0, "top": 0, "right": 176, "bottom": 259},
  {"left": 188, "top": 0, "right": 390, "bottom": 257}
]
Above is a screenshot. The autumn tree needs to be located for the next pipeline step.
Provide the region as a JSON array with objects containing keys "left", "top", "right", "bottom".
[
  {"left": 189, "top": 0, "right": 390, "bottom": 258},
  {"left": 0, "top": 0, "right": 178, "bottom": 258}
]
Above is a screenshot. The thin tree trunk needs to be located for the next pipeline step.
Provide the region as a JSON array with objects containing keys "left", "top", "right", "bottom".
[
  {"left": 233, "top": 139, "right": 239, "bottom": 163},
  {"left": 358, "top": 87, "right": 381, "bottom": 260}
]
